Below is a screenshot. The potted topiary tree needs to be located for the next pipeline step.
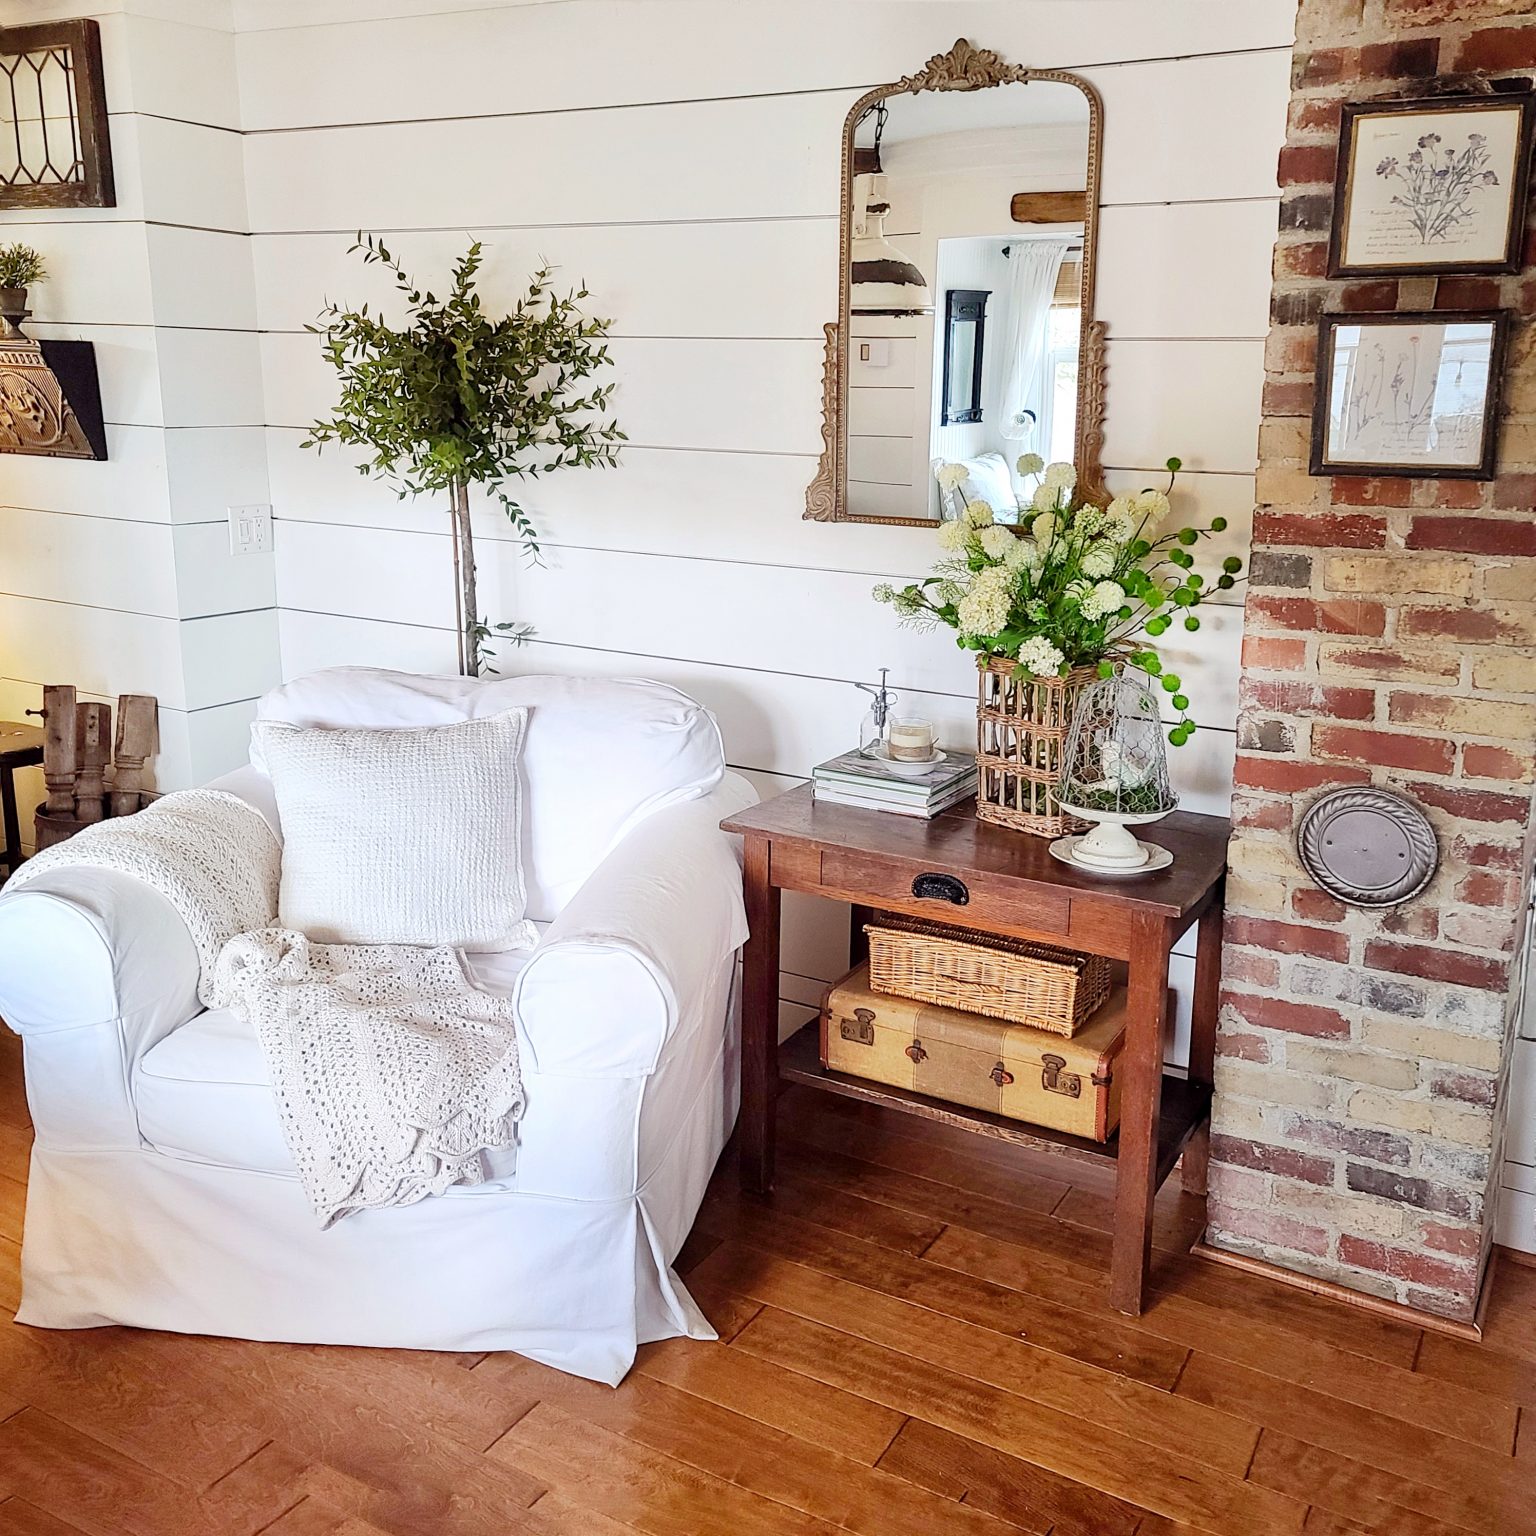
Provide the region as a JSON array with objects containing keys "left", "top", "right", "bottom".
[
  {"left": 303, "top": 234, "right": 624, "bottom": 675},
  {"left": 0, "top": 243, "right": 47, "bottom": 340}
]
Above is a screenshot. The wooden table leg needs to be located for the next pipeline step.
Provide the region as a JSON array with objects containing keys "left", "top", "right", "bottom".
[
  {"left": 740, "top": 834, "right": 781, "bottom": 1195},
  {"left": 1110, "top": 913, "right": 1172, "bottom": 1315},
  {"left": 0, "top": 763, "right": 21, "bottom": 875},
  {"left": 849, "top": 903, "right": 875, "bottom": 968},
  {"left": 1181, "top": 887, "right": 1224, "bottom": 1198}
]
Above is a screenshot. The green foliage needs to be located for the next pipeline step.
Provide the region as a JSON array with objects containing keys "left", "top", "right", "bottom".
[
  {"left": 0, "top": 243, "right": 47, "bottom": 289},
  {"left": 1064, "top": 777, "right": 1173, "bottom": 816}
]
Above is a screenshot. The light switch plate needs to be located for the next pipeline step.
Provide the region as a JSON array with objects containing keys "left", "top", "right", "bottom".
[{"left": 228, "top": 503, "right": 272, "bottom": 556}]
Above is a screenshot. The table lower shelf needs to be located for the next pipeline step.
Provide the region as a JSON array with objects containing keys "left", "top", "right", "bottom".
[{"left": 778, "top": 1020, "right": 1211, "bottom": 1189}]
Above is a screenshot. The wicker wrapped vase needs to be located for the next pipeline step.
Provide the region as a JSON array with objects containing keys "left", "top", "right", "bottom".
[
  {"left": 865, "top": 915, "right": 1112, "bottom": 1037},
  {"left": 975, "top": 654, "right": 1103, "bottom": 837}
]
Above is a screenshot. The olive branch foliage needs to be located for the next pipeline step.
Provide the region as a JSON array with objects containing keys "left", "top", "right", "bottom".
[{"left": 302, "top": 233, "right": 624, "bottom": 672}]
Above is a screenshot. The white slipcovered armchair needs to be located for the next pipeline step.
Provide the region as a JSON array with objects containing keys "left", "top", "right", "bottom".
[{"left": 0, "top": 668, "right": 757, "bottom": 1385}]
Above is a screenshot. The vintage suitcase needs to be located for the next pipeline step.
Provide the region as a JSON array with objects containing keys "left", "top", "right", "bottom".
[{"left": 820, "top": 961, "right": 1127, "bottom": 1141}]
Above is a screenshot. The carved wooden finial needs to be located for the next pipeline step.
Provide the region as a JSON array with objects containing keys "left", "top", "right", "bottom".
[
  {"left": 73, "top": 700, "right": 111, "bottom": 824},
  {"left": 895, "top": 38, "right": 1028, "bottom": 95},
  {"left": 111, "top": 693, "right": 158, "bottom": 817}
]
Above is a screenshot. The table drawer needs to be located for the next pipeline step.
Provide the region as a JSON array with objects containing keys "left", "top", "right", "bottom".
[{"left": 819, "top": 847, "right": 1071, "bottom": 938}]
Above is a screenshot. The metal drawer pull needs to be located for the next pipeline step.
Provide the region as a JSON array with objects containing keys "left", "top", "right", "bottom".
[
  {"left": 989, "top": 1063, "right": 1014, "bottom": 1088},
  {"left": 912, "top": 872, "right": 969, "bottom": 905}
]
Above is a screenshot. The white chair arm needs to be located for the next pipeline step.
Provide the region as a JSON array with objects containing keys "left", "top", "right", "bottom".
[{"left": 512, "top": 773, "right": 758, "bottom": 1078}]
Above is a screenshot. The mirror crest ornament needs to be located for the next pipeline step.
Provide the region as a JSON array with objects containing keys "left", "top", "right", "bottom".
[{"left": 805, "top": 39, "right": 1107, "bottom": 525}]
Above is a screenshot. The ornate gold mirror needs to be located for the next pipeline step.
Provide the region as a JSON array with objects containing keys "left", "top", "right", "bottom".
[{"left": 806, "top": 40, "right": 1105, "bottom": 526}]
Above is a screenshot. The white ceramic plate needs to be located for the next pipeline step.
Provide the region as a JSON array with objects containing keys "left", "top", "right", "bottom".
[
  {"left": 871, "top": 744, "right": 948, "bottom": 779},
  {"left": 1048, "top": 835, "right": 1173, "bottom": 877}
]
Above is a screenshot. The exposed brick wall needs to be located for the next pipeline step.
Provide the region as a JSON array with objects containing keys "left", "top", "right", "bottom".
[{"left": 1208, "top": 0, "right": 1536, "bottom": 1321}]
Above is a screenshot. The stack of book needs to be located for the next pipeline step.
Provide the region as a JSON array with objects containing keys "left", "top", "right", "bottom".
[{"left": 811, "top": 747, "right": 978, "bottom": 819}]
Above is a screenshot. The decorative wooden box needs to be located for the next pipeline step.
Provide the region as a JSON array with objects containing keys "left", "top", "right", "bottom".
[{"left": 820, "top": 961, "right": 1127, "bottom": 1141}]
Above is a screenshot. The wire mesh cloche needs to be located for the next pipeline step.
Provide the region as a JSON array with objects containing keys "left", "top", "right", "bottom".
[{"left": 1053, "top": 671, "right": 1178, "bottom": 874}]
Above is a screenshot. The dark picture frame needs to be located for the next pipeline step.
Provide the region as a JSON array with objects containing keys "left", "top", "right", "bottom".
[
  {"left": 1311, "top": 309, "right": 1508, "bottom": 480},
  {"left": 940, "top": 289, "right": 988, "bottom": 425},
  {"left": 1328, "top": 90, "right": 1535, "bottom": 278}
]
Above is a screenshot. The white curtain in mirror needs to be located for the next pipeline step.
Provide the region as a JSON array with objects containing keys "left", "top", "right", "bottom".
[{"left": 998, "top": 236, "right": 1071, "bottom": 444}]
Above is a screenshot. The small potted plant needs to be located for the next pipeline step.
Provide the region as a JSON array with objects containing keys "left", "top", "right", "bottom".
[{"left": 0, "top": 243, "right": 47, "bottom": 339}]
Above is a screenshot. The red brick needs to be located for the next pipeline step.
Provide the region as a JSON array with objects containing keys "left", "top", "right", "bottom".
[
  {"left": 1456, "top": 869, "right": 1521, "bottom": 908},
  {"left": 1224, "top": 949, "right": 1283, "bottom": 990},
  {"left": 1286, "top": 1115, "right": 1411, "bottom": 1167},
  {"left": 1323, "top": 646, "right": 1459, "bottom": 682},
  {"left": 1216, "top": 1030, "right": 1273, "bottom": 1063},
  {"left": 1420, "top": 480, "right": 1484, "bottom": 511},
  {"left": 1289, "top": 96, "right": 1342, "bottom": 135},
  {"left": 1337, "top": 1235, "right": 1475, "bottom": 1293},
  {"left": 1223, "top": 990, "right": 1353, "bottom": 1040},
  {"left": 1212, "top": 1133, "right": 1335, "bottom": 1186},
  {"left": 1242, "top": 679, "right": 1375, "bottom": 720},
  {"left": 1454, "top": 25, "right": 1536, "bottom": 71},
  {"left": 1418, "top": 1221, "right": 1480, "bottom": 1259},
  {"left": 1263, "top": 380, "right": 1315, "bottom": 417},
  {"left": 1336, "top": 282, "right": 1401, "bottom": 314},
  {"left": 1331, "top": 476, "right": 1414, "bottom": 507},
  {"left": 1242, "top": 635, "right": 1309, "bottom": 671},
  {"left": 1292, "top": 888, "right": 1348, "bottom": 923},
  {"left": 1268, "top": 325, "right": 1320, "bottom": 371},
  {"left": 1207, "top": 1201, "right": 1330, "bottom": 1257},
  {"left": 1405, "top": 781, "right": 1530, "bottom": 824},
  {"left": 1364, "top": 940, "right": 1508, "bottom": 992},
  {"left": 1462, "top": 744, "right": 1534, "bottom": 784},
  {"left": 1253, "top": 511, "right": 1387, "bottom": 548},
  {"left": 1406, "top": 516, "right": 1536, "bottom": 556},
  {"left": 1278, "top": 143, "right": 1337, "bottom": 187},
  {"left": 1275, "top": 240, "right": 1330, "bottom": 279},
  {"left": 1233, "top": 756, "right": 1371, "bottom": 793},
  {"left": 1231, "top": 992, "right": 1352, "bottom": 1046},
  {"left": 1453, "top": 836, "right": 1524, "bottom": 872},
  {"left": 1381, "top": 903, "right": 1439, "bottom": 941},
  {"left": 1313, "top": 724, "right": 1455, "bottom": 775},
  {"left": 1399, "top": 607, "right": 1517, "bottom": 644},
  {"left": 1227, "top": 916, "right": 1350, "bottom": 963},
  {"left": 1236, "top": 796, "right": 1294, "bottom": 833},
  {"left": 1429, "top": 1069, "right": 1498, "bottom": 1108},
  {"left": 1435, "top": 276, "right": 1504, "bottom": 311},
  {"left": 1294, "top": 47, "right": 1358, "bottom": 86},
  {"left": 1250, "top": 596, "right": 1387, "bottom": 637},
  {"left": 1493, "top": 473, "right": 1536, "bottom": 512},
  {"left": 1359, "top": 36, "right": 1439, "bottom": 77}
]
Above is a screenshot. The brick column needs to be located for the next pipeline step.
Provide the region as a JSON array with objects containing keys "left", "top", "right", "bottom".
[{"left": 1209, "top": 0, "right": 1536, "bottom": 1322}]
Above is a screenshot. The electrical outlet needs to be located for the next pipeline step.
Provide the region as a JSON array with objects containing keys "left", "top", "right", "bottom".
[{"left": 228, "top": 504, "right": 272, "bottom": 557}]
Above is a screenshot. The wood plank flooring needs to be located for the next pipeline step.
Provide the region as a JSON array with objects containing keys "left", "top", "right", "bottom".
[{"left": 0, "top": 1027, "right": 1531, "bottom": 1536}]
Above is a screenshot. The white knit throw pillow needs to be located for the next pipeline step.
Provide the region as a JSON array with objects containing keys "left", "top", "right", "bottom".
[{"left": 254, "top": 711, "right": 538, "bottom": 952}]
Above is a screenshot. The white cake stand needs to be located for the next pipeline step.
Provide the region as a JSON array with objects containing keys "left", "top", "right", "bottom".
[{"left": 1051, "top": 799, "right": 1176, "bottom": 876}]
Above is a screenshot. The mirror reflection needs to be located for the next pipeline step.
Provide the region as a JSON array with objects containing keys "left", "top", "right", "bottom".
[{"left": 844, "top": 80, "right": 1091, "bottom": 523}]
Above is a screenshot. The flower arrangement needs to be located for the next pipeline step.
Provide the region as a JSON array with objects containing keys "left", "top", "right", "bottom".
[{"left": 874, "top": 454, "right": 1241, "bottom": 745}]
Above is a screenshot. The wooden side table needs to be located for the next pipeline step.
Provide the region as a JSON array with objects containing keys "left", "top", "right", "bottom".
[
  {"left": 722, "top": 785, "right": 1229, "bottom": 1316},
  {"left": 0, "top": 722, "right": 45, "bottom": 876}
]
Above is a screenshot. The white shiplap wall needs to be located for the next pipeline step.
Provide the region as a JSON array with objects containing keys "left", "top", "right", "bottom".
[
  {"left": 230, "top": 0, "right": 1293, "bottom": 1036},
  {"left": 0, "top": 0, "right": 279, "bottom": 823}
]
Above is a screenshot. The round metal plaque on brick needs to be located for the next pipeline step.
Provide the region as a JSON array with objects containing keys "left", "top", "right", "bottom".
[{"left": 1296, "top": 787, "right": 1437, "bottom": 908}]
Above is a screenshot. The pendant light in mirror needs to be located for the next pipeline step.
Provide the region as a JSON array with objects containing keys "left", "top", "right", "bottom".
[{"left": 849, "top": 103, "right": 932, "bottom": 317}]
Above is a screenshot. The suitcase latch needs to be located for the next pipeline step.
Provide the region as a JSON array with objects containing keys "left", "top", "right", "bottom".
[
  {"left": 905, "top": 1039, "right": 928, "bottom": 1064},
  {"left": 841, "top": 1008, "right": 876, "bottom": 1047},
  {"left": 989, "top": 1062, "right": 1014, "bottom": 1088},
  {"left": 1041, "top": 1054, "right": 1082, "bottom": 1098}
]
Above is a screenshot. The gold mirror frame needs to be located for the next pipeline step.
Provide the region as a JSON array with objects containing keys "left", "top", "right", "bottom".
[{"left": 805, "top": 39, "right": 1107, "bottom": 525}]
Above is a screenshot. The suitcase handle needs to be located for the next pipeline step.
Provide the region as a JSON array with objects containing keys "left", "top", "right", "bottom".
[{"left": 912, "top": 872, "right": 969, "bottom": 905}]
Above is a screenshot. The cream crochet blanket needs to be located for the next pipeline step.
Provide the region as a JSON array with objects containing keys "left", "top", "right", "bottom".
[{"left": 8, "top": 790, "right": 524, "bottom": 1227}]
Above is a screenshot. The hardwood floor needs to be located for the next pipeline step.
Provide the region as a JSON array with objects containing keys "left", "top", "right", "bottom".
[{"left": 0, "top": 1027, "right": 1532, "bottom": 1536}]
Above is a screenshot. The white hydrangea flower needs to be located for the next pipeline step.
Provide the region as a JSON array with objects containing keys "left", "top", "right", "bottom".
[
  {"left": 1074, "top": 505, "right": 1105, "bottom": 538},
  {"left": 1031, "top": 511, "right": 1057, "bottom": 545},
  {"left": 1081, "top": 543, "right": 1116, "bottom": 579},
  {"left": 1104, "top": 493, "right": 1137, "bottom": 542},
  {"left": 1016, "top": 452, "right": 1044, "bottom": 477},
  {"left": 937, "top": 518, "right": 970, "bottom": 551},
  {"left": 1031, "top": 483, "right": 1060, "bottom": 513},
  {"left": 956, "top": 568, "right": 1013, "bottom": 637},
  {"left": 1043, "top": 461, "right": 1077, "bottom": 491},
  {"left": 1017, "top": 635, "right": 1065, "bottom": 677},
  {"left": 935, "top": 461, "right": 969, "bottom": 490},
  {"left": 978, "top": 525, "right": 1015, "bottom": 560},
  {"left": 1003, "top": 536, "right": 1033, "bottom": 570},
  {"left": 964, "top": 500, "right": 995, "bottom": 528},
  {"left": 934, "top": 578, "right": 965, "bottom": 604},
  {"left": 1135, "top": 488, "right": 1171, "bottom": 528},
  {"left": 872, "top": 582, "right": 896, "bottom": 603},
  {"left": 1080, "top": 580, "right": 1127, "bottom": 620}
]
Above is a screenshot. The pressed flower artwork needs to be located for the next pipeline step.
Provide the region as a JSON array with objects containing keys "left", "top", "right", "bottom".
[{"left": 1332, "top": 95, "right": 1534, "bottom": 276}]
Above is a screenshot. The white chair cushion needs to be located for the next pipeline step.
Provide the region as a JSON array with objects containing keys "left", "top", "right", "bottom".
[
  {"left": 254, "top": 712, "right": 538, "bottom": 951},
  {"left": 945, "top": 451, "right": 1018, "bottom": 519},
  {"left": 253, "top": 670, "right": 726, "bottom": 920}
]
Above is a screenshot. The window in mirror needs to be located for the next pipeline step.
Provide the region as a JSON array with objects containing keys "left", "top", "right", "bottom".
[{"left": 941, "top": 289, "right": 988, "bottom": 426}]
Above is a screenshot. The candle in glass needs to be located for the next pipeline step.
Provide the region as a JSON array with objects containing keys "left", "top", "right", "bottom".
[{"left": 887, "top": 717, "right": 936, "bottom": 761}]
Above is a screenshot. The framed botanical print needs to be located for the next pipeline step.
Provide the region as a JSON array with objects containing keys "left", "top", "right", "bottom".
[
  {"left": 1329, "top": 92, "right": 1535, "bottom": 277},
  {"left": 1311, "top": 310, "right": 1508, "bottom": 479}
]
